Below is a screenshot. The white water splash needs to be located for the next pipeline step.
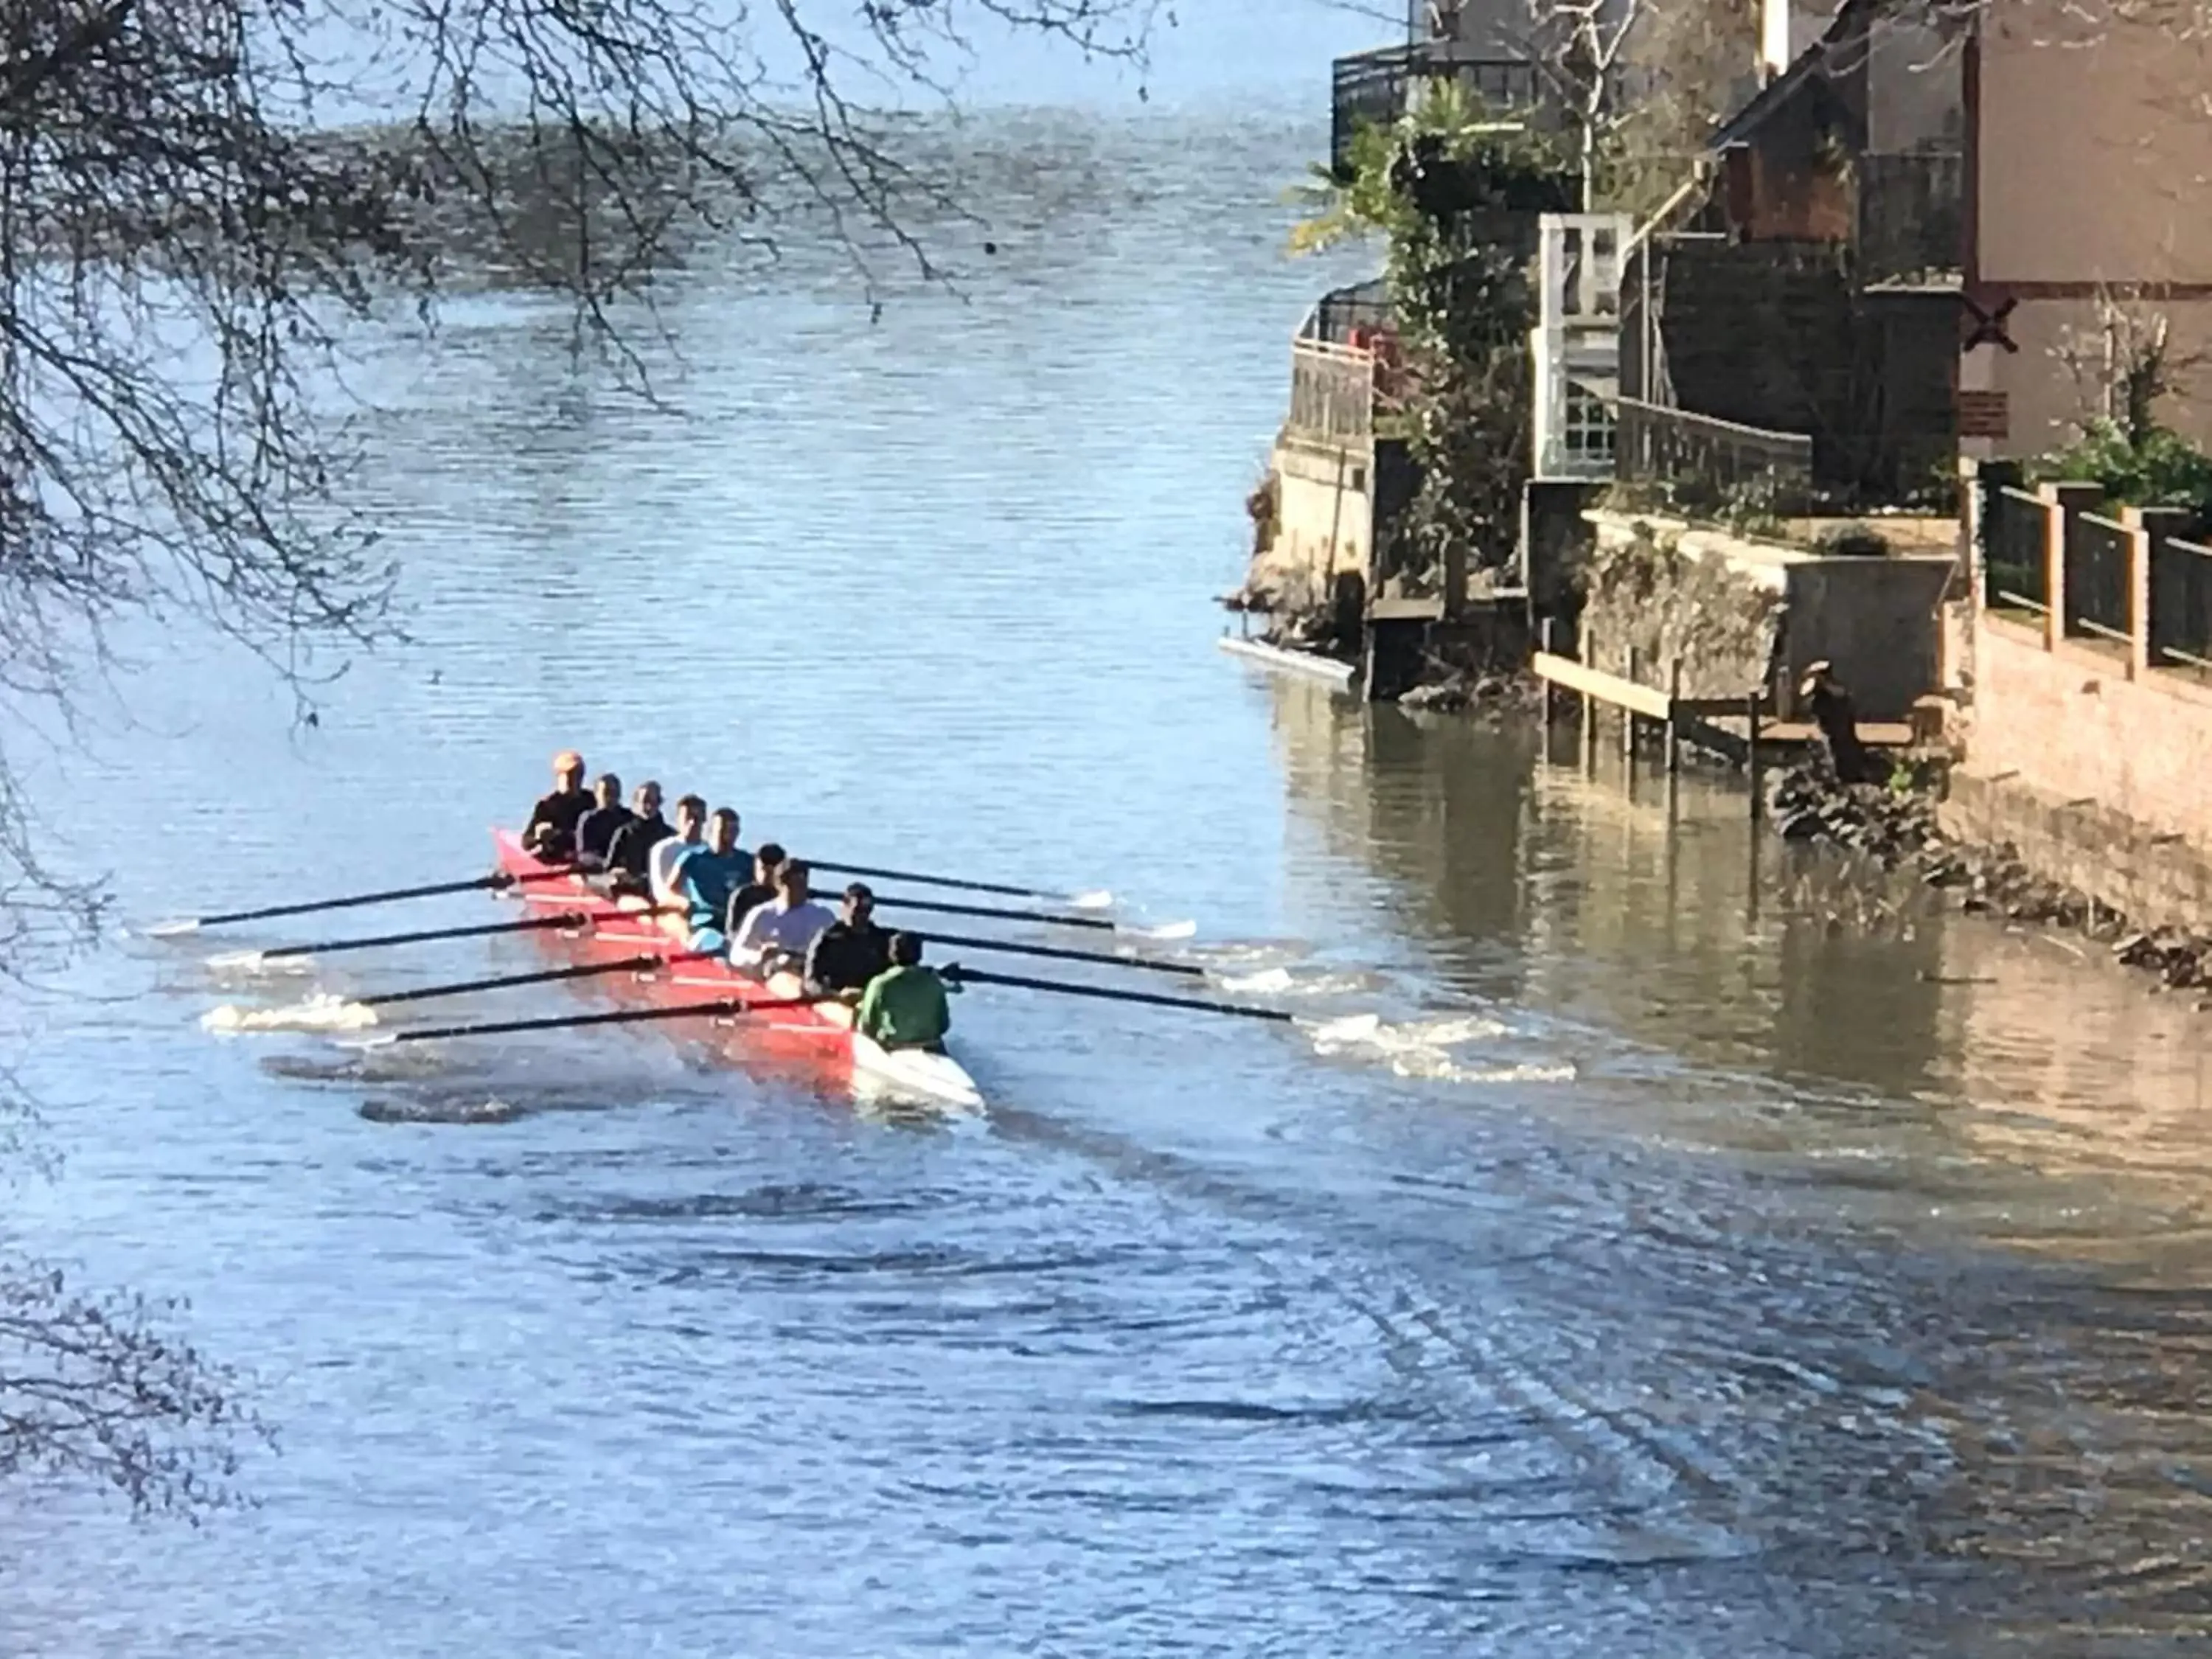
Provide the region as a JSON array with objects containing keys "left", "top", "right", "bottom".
[
  {"left": 202, "top": 994, "right": 379, "bottom": 1033},
  {"left": 1068, "top": 889, "right": 1115, "bottom": 911},
  {"left": 1220, "top": 965, "right": 1380, "bottom": 997},
  {"left": 1304, "top": 1009, "right": 1571, "bottom": 1086}
]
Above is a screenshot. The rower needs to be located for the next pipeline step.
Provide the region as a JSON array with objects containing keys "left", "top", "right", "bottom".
[
  {"left": 728, "top": 859, "right": 836, "bottom": 974},
  {"left": 720, "top": 842, "right": 787, "bottom": 942},
  {"left": 647, "top": 794, "right": 709, "bottom": 908},
  {"left": 573, "top": 773, "right": 631, "bottom": 872},
  {"left": 803, "top": 882, "right": 893, "bottom": 1001},
  {"left": 604, "top": 781, "right": 671, "bottom": 893},
  {"left": 855, "top": 932, "right": 958, "bottom": 1052},
  {"left": 675, "top": 808, "right": 751, "bottom": 950},
  {"left": 521, "top": 751, "right": 593, "bottom": 861}
]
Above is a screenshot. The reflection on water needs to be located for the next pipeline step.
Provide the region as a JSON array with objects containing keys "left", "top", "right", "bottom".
[{"left": 6, "top": 102, "right": 2212, "bottom": 1659}]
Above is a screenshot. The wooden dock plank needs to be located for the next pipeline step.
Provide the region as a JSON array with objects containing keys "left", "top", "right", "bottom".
[{"left": 1531, "top": 652, "right": 1673, "bottom": 722}]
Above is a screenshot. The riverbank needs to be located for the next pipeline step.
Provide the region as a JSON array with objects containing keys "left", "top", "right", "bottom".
[{"left": 1766, "top": 765, "right": 2212, "bottom": 999}]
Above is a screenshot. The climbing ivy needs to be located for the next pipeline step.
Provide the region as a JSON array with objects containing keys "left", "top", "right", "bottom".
[{"left": 1291, "top": 85, "right": 1578, "bottom": 587}]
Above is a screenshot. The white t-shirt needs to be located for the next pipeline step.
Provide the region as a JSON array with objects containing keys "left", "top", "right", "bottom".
[
  {"left": 648, "top": 836, "right": 701, "bottom": 905},
  {"left": 730, "top": 898, "right": 836, "bottom": 967}
]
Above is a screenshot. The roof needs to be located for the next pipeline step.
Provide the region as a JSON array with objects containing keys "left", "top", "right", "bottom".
[{"left": 1708, "top": 0, "right": 1865, "bottom": 152}]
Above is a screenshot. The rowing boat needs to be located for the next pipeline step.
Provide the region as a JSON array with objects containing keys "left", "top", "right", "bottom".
[{"left": 490, "top": 830, "right": 984, "bottom": 1110}]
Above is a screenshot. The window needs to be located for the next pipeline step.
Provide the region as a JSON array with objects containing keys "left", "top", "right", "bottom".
[{"left": 1564, "top": 382, "right": 1616, "bottom": 466}]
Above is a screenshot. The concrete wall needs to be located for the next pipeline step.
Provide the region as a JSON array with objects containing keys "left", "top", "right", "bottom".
[
  {"left": 1582, "top": 511, "right": 1953, "bottom": 717},
  {"left": 1253, "top": 434, "right": 1375, "bottom": 616},
  {"left": 1944, "top": 765, "right": 2212, "bottom": 932}
]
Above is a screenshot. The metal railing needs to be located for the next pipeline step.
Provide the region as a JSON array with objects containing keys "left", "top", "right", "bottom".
[
  {"left": 2152, "top": 535, "right": 2212, "bottom": 671},
  {"left": 2067, "top": 511, "right": 2135, "bottom": 644},
  {"left": 1329, "top": 44, "right": 1544, "bottom": 171},
  {"left": 1985, "top": 486, "right": 2051, "bottom": 614},
  {"left": 1612, "top": 397, "right": 1814, "bottom": 501},
  {"left": 1288, "top": 338, "right": 1375, "bottom": 444}
]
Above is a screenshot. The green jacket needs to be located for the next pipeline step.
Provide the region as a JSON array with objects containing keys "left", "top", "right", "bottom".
[{"left": 856, "top": 964, "right": 953, "bottom": 1048}]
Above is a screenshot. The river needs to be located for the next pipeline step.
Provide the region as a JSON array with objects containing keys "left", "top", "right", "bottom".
[{"left": 7, "top": 100, "right": 2212, "bottom": 1658}]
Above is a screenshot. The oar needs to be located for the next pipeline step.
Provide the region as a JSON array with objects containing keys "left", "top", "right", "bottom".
[
  {"left": 942, "top": 964, "right": 1293, "bottom": 1023},
  {"left": 209, "top": 905, "right": 683, "bottom": 969},
  {"left": 147, "top": 869, "right": 574, "bottom": 937},
  {"left": 361, "top": 991, "right": 827, "bottom": 1046},
  {"left": 869, "top": 891, "right": 1194, "bottom": 941},
  {"left": 810, "top": 858, "right": 1112, "bottom": 911},
  {"left": 356, "top": 949, "right": 711, "bottom": 1009},
  {"left": 211, "top": 911, "right": 591, "bottom": 968},
  {"left": 919, "top": 929, "right": 1203, "bottom": 978}
]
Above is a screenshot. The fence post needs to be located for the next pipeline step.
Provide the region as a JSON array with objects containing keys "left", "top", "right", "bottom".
[
  {"left": 1666, "top": 660, "right": 1683, "bottom": 773},
  {"left": 2038, "top": 481, "right": 2103, "bottom": 650},
  {"left": 1747, "top": 689, "right": 1764, "bottom": 824}
]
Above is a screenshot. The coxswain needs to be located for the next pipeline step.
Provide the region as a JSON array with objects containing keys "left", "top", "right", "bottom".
[
  {"left": 521, "top": 751, "right": 592, "bottom": 861},
  {"left": 647, "top": 794, "right": 709, "bottom": 908},
  {"left": 802, "top": 883, "right": 893, "bottom": 1001},
  {"left": 573, "top": 773, "right": 632, "bottom": 872},
  {"left": 675, "top": 808, "right": 751, "bottom": 950},
  {"left": 603, "top": 782, "right": 671, "bottom": 893},
  {"left": 720, "top": 842, "right": 787, "bottom": 941},
  {"left": 728, "top": 859, "right": 836, "bottom": 973},
  {"left": 855, "top": 932, "right": 957, "bottom": 1052}
]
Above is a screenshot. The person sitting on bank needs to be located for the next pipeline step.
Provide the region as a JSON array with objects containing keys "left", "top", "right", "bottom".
[
  {"left": 647, "top": 793, "right": 709, "bottom": 909},
  {"left": 855, "top": 932, "right": 957, "bottom": 1052},
  {"left": 676, "top": 807, "right": 751, "bottom": 950},
  {"left": 720, "top": 842, "right": 787, "bottom": 942},
  {"left": 803, "top": 883, "right": 893, "bottom": 1001},
  {"left": 604, "top": 781, "right": 671, "bottom": 894},
  {"left": 522, "top": 750, "right": 593, "bottom": 861},
  {"left": 573, "top": 773, "right": 632, "bottom": 872},
  {"left": 1799, "top": 661, "right": 1874, "bottom": 786},
  {"left": 728, "top": 860, "right": 836, "bottom": 974}
]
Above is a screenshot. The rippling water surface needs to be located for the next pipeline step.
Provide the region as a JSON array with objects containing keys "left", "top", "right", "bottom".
[{"left": 10, "top": 104, "right": 2212, "bottom": 1658}]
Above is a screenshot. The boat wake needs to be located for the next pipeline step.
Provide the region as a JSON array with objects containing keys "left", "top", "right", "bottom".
[
  {"left": 1217, "top": 964, "right": 1387, "bottom": 998},
  {"left": 1306, "top": 1011, "right": 1578, "bottom": 1086},
  {"left": 202, "top": 994, "right": 377, "bottom": 1033}
]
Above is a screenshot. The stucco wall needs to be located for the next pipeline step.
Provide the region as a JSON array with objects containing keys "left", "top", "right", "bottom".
[
  {"left": 1253, "top": 434, "right": 1374, "bottom": 615},
  {"left": 1979, "top": 299, "right": 2212, "bottom": 456},
  {"left": 1978, "top": 6, "right": 2212, "bottom": 285}
]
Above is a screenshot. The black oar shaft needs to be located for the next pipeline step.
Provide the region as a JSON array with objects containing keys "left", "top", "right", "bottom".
[
  {"left": 869, "top": 891, "right": 1111, "bottom": 931},
  {"left": 810, "top": 860, "right": 1048, "bottom": 900},
  {"left": 361, "top": 950, "right": 706, "bottom": 1009},
  {"left": 189, "top": 869, "right": 566, "bottom": 929},
  {"left": 945, "top": 964, "right": 1293, "bottom": 1023},
  {"left": 922, "top": 929, "right": 1201, "bottom": 978},
  {"left": 384, "top": 992, "right": 822, "bottom": 1044},
  {"left": 268, "top": 911, "right": 591, "bottom": 960}
]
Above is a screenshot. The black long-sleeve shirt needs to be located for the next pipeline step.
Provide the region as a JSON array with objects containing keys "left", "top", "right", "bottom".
[
  {"left": 605, "top": 813, "right": 672, "bottom": 880},
  {"left": 804, "top": 919, "right": 894, "bottom": 995},
  {"left": 574, "top": 804, "right": 634, "bottom": 869},
  {"left": 523, "top": 787, "right": 594, "bottom": 861}
]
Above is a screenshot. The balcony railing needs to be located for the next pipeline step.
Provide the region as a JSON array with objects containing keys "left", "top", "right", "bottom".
[
  {"left": 1612, "top": 397, "right": 1815, "bottom": 505},
  {"left": 1330, "top": 43, "right": 1544, "bottom": 173},
  {"left": 1288, "top": 338, "right": 1376, "bottom": 445}
]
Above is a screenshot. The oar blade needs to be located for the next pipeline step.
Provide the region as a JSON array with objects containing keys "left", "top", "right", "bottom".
[
  {"left": 1067, "top": 889, "right": 1115, "bottom": 911},
  {"left": 146, "top": 919, "right": 202, "bottom": 939},
  {"left": 1127, "top": 918, "right": 1198, "bottom": 942},
  {"left": 206, "top": 949, "right": 269, "bottom": 971}
]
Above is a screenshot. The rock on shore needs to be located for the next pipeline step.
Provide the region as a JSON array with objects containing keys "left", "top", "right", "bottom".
[{"left": 1764, "top": 765, "right": 2212, "bottom": 993}]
